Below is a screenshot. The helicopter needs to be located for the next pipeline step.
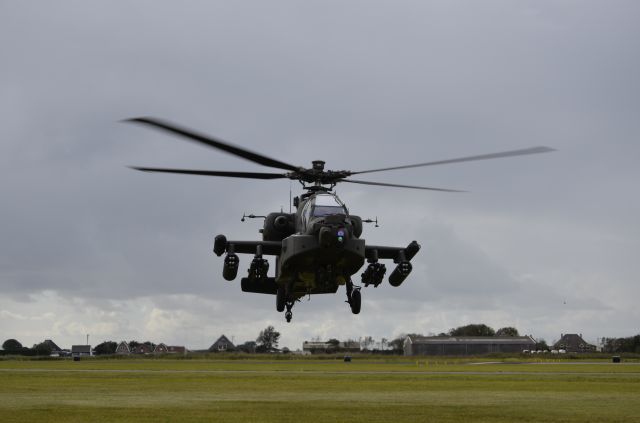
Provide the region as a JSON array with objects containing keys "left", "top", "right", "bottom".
[{"left": 127, "top": 117, "right": 554, "bottom": 322}]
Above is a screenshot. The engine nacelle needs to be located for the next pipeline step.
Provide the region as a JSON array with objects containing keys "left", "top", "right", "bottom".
[
  {"left": 348, "top": 215, "right": 363, "bottom": 238},
  {"left": 262, "top": 213, "right": 295, "bottom": 241}
]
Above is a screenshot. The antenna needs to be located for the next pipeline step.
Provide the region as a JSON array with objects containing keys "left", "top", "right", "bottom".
[
  {"left": 241, "top": 213, "right": 267, "bottom": 222},
  {"left": 363, "top": 217, "right": 379, "bottom": 227}
]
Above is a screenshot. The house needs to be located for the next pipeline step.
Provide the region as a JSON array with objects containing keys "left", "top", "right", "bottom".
[
  {"left": 131, "top": 343, "right": 154, "bottom": 354},
  {"left": 115, "top": 341, "right": 131, "bottom": 355},
  {"left": 153, "top": 343, "right": 186, "bottom": 355},
  {"left": 166, "top": 345, "right": 186, "bottom": 354},
  {"left": 404, "top": 335, "right": 536, "bottom": 356},
  {"left": 553, "top": 333, "right": 596, "bottom": 353},
  {"left": 209, "top": 335, "right": 235, "bottom": 352},
  {"left": 154, "top": 343, "right": 169, "bottom": 354},
  {"left": 71, "top": 345, "right": 92, "bottom": 357}
]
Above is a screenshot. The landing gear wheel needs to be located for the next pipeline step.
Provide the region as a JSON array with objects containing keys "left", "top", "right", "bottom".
[
  {"left": 349, "top": 289, "right": 361, "bottom": 314},
  {"left": 276, "top": 287, "right": 285, "bottom": 312},
  {"left": 284, "top": 301, "right": 294, "bottom": 323}
]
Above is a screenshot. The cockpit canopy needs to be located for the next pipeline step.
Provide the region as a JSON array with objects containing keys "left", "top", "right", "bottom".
[
  {"left": 312, "top": 193, "right": 348, "bottom": 217},
  {"left": 300, "top": 193, "right": 348, "bottom": 230}
]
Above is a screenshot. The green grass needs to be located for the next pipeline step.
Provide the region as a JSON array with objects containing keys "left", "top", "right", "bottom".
[{"left": 0, "top": 358, "right": 639, "bottom": 422}]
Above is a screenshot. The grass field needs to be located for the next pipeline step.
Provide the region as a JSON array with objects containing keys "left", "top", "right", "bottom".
[{"left": 1, "top": 357, "right": 639, "bottom": 422}]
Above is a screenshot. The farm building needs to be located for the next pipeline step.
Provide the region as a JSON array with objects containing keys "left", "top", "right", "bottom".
[
  {"left": 302, "top": 341, "right": 332, "bottom": 354},
  {"left": 404, "top": 335, "right": 536, "bottom": 356},
  {"left": 553, "top": 333, "right": 596, "bottom": 353},
  {"left": 71, "top": 345, "right": 91, "bottom": 357},
  {"left": 209, "top": 335, "right": 235, "bottom": 352},
  {"left": 302, "top": 340, "right": 361, "bottom": 354}
]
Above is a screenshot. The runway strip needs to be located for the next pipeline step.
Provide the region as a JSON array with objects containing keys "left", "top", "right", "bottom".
[{"left": 1, "top": 368, "right": 639, "bottom": 376}]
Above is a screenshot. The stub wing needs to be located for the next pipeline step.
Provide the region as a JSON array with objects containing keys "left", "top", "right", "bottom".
[
  {"left": 364, "top": 241, "right": 420, "bottom": 262},
  {"left": 213, "top": 236, "right": 281, "bottom": 257},
  {"left": 361, "top": 241, "right": 421, "bottom": 287}
]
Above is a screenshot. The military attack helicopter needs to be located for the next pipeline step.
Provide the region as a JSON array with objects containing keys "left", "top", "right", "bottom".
[{"left": 127, "top": 117, "right": 554, "bottom": 322}]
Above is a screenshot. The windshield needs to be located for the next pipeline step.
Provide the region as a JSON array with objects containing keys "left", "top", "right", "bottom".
[
  {"left": 312, "top": 194, "right": 347, "bottom": 217},
  {"left": 313, "top": 205, "right": 346, "bottom": 217}
]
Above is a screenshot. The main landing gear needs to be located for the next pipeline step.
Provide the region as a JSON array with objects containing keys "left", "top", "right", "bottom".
[
  {"left": 276, "top": 287, "right": 295, "bottom": 323},
  {"left": 346, "top": 280, "right": 361, "bottom": 314}
]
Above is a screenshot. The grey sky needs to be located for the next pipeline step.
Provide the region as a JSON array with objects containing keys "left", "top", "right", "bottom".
[{"left": 1, "top": 1, "right": 639, "bottom": 350}]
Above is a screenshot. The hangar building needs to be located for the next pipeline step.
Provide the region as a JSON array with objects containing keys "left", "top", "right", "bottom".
[{"left": 404, "top": 335, "right": 536, "bottom": 356}]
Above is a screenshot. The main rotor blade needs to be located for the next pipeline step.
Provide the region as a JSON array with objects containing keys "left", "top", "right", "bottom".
[
  {"left": 130, "top": 167, "right": 288, "bottom": 179},
  {"left": 352, "top": 146, "right": 555, "bottom": 175},
  {"left": 125, "top": 117, "right": 300, "bottom": 172},
  {"left": 343, "top": 179, "right": 465, "bottom": 192}
]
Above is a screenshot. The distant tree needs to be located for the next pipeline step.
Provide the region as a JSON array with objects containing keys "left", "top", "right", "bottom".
[
  {"left": 327, "top": 338, "right": 340, "bottom": 347},
  {"left": 388, "top": 337, "right": 403, "bottom": 353},
  {"left": 603, "top": 335, "right": 640, "bottom": 353},
  {"left": 281, "top": 347, "right": 290, "bottom": 354},
  {"left": 20, "top": 347, "right": 36, "bottom": 356},
  {"left": 380, "top": 338, "right": 388, "bottom": 350},
  {"left": 33, "top": 342, "right": 52, "bottom": 356},
  {"left": 256, "top": 325, "right": 280, "bottom": 352},
  {"left": 388, "top": 334, "right": 423, "bottom": 354},
  {"left": 94, "top": 341, "right": 118, "bottom": 355},
  {"left": 496, "top": 327, "right": 520, "bottom": 337},
  {"left": 128, "top": 341, "right": 140, "bottom": 350},
  {"left": 142, "top": 341, "right": 156, "bottom": 350},
  {"left": 360, "top": 336, "right": 375, "bottom": 351},
  {"left": 2, "top": 339, "right": 22, "bottom": 352},
  {"left": 535, "top": 338, "right": 549, "bottom": 350},
  {"left": 449, "top": 324, "right": 495, "bottom": 337}
]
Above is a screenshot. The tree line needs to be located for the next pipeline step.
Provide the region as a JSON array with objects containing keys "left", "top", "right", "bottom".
[
  {"left": 1, "top": 339, "right": 53, "bottom": 356},
  {"left": 1, "top": 325, "right": 282, "bottom": 356},
  {"left": 602, "top": 335, "right": 640, "bottom": 353},
  {"left": 85, "top": 326, "right": 283, "bottom": 355}
]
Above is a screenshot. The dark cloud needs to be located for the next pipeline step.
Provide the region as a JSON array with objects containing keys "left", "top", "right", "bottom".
[{"left": 1, "top": 1, "right": 639, "bottom": 349}]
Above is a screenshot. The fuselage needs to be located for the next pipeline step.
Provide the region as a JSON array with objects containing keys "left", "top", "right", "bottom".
[{"left": 274, "top": 192, "right": 365, "bottom": 298}]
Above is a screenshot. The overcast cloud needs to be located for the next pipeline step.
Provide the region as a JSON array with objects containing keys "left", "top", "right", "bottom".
[{"left": 1, "top": 1, "right": 639, "bottom": 350}]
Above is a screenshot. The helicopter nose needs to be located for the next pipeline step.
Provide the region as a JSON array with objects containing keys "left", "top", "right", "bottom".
[{"left": 319, "top": 225, "right": 347, "bottom": 248}]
